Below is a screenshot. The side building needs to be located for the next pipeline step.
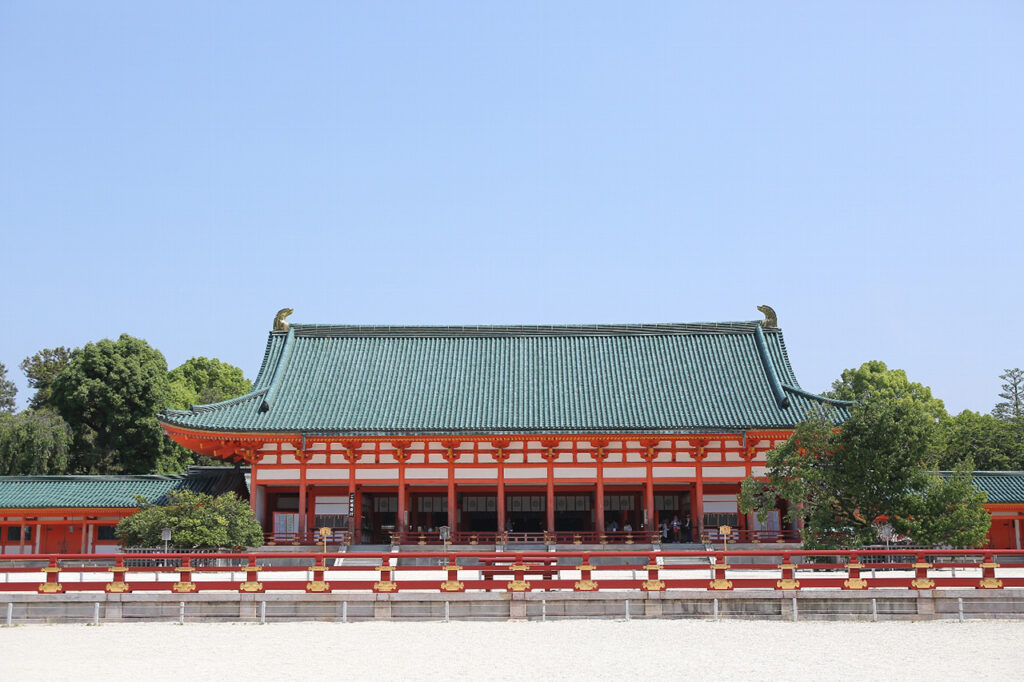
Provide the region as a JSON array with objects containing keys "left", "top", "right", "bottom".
[
  {"left": 159, "top": 312, "right": 850, "bottom": 545},
  {"left": 0, "top": 467, "right": 248, "bottom": 554}
]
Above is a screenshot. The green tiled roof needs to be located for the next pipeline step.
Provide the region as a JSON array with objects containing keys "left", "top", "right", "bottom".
[
  {"left": 970, "top": 471, "right": 1024, "bottom": 504},
  {"left": 0, "top": 467, "right": 246, "bottom": 509},
  {"left": 160, "top": 320, "right": 850, "bottom": 435}
]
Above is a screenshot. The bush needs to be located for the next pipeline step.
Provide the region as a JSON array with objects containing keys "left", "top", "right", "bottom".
[{"left": 116, "top": 490, "right": 264, "bottom": 549}]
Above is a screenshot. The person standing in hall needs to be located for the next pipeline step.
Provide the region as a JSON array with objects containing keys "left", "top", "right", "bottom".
[
  {"left": 670, "top": 514, "right": 681, "bottom": 543},
  {"left": 682, "top": 514, "right": 692, "bottom": 543}
]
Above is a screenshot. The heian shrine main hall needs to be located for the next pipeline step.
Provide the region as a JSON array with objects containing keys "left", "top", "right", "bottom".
[{"left": 158, "top": 307, "right": 852, "bottom": 546}]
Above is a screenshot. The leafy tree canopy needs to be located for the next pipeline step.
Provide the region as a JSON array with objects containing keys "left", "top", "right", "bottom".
[
  {"left": 935, "top": 410, "right": 1024, "bottom": 471},
  {"left": 901, "top": 463, "right": 991, "bottom": 548},
  {"left": 49, "top": 334, "right": 174, "bottom": 474},
  {"left": 0, "top": 362, "right": 16, "bottom": 414},
  {"left": 740, "top": 394, "right": 989, "bottom": 549},
  {"left": 0, "top": 408, "right": 72, "bottom": 475},
  {"left": 992, "top": 368, "right": 1024, "bottom": 421},
  {"left": 115, "top": 490, "right": 264, "bottom": 549},
  {"left": 167, "top": 357, "right": 251, "bottom": 410},
  {"left": 826, "top": 360, "right": 947, "bottom": 421},
  {"left": 19, "top": 346, "right": 73, "bottom": 410}
]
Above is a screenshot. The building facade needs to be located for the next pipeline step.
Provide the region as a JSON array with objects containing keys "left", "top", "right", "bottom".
[
  {"left": 0, "top": 467, "right": 248, "bottom": 554},
  {"left": 159, "top": 312, "right": 851, "bottom": 545}
]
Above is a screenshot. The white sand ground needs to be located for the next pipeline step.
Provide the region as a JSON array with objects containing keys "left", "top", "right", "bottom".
[{"left": 1, "top": 620, "right": 1022, "bottom": 681}]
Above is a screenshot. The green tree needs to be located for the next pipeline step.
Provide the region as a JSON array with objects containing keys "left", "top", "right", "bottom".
[
  {"left": 49, "top": 334, "right": 174, "bottom": 474},
  {"left": 0, "top": 408, "right": 72, "bottom": 475},
  {"left": 935, "top": 410, "right": 1024, "bottom": 471},
  {"left": 0, "top": 362, "right": 16, "bottom": 413},
  {"left": 826, "top": 360, "right": 947, "bottom": 420},
  {"left": 901, "top": 464, "right": 991, "bottom": 547},
  {"left": 992, "top": 368, "right": 1024, "bottom": 421},
  {"left": 740, "top": 394, "right": 989, "bottom": 549},
  {"left": 167, "top": 357, "right": 251, "bottom": 409},
  {"left": 115, "top": 490, "right": 264, "bottom": 548},
  {"left": 19, "top": 346, "right": 73, "bottom": 410}
]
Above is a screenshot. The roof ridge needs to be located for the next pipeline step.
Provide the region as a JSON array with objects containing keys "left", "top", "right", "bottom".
[
  {"left": 277, "top": 321, "right": 773, "bottom": 338},
  {"left": 780, "top": 383, "right": 855, "bottom": 407},
  {"left": 0, "top": 474, "right": 190, "bottom": 481}
]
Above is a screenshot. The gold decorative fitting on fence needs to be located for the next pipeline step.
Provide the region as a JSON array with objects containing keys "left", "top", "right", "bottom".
[
  {"left": 373, "top": 580, "right": 397, "bottom": 593},
  {"left": 175, "top": 566, "right": 193, "bottom": 573},
  {"left": 843, "top": 578, "right": 868, "bottom": 590},
  {"left": 643, "top": 564, "right": 661, "bottom": 571},
  {"left": 711, "top": 564, "right": 730, "bottom": 571},
  {"left": 576, "top": 564, "right": 596, "bottom": 572},
  {"left": 574, "top": 579, "right": 599, "bottom": 591},
  {"left": 172, "top": 581, "right": 197, "bottom": 593},
  {"left": 305, "top": 580, "right": 331, "bottom": 593},
  {"left": 979, "top": 562, "right": 1000, "bottom": 569},
  {"left": 979, "top": 577, "right": 1003, "bottom": 589},
  {"left": 778, "top": 563, "right": 797, "bottom": 570},
  {"left": 912, "top": 562, "right": 932, "bottom": 569},
  {"left": 507, "top": 580, "right": 531, "bottom": 592},
  {"left": 41, "top": 566, "right": 61, "bottom": 573},
  {"left": 239, "top": 581, "right": 264, "bottom": 593},
  {"left": 440, "top": 580, "right": 465, "bottom": 592},
  {"left": 642, "top": 579, "right": 666, "bottom": 591},
  {"left": 845, "top": 562, "right": 864, "bottom": 569},
  {"left": 709, "top": 579, "right": 733, "bottom": 590},
  {"left": 105, "top": 581, "right": 130, "bottom": 593},
  {"left": 911, "top": 578, "right": 935, "bottom": 590},
  {"left": 573, "top": 534, "right": 582, "bottom": 545},
  {"left": 776, "top": 579, "right": 800, "bottom": 590},
  {"left": 37, "top": 582, "right": 63, "bottom": 593}
]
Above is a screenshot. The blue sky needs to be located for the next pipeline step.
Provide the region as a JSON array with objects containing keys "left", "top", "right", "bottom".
[{"left": 2, "top": 2, "right": 1022, "bottom": 415}]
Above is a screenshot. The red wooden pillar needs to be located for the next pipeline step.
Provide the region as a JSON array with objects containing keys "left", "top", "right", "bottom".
[
  {"left": 397, "top": 464, "right": 407, "bottom": 539},
  {"left": 297, "top": 448, "right": 308, "bottom": 541},
  {"left": 345, "top": 443, "right": 360, "bottom": 543},
  {"left": 640, "top": 440, "right": 658, "bottom": 534},
  {"left": 592, "top": 442, "right": 608, "bottom": 533},
  {"left": 493, "top": 441, "right": 510, "bottom": 537},
  {"left": 542, "top": 441, "right": 558, "bottom": 535},
  {"left": 694, "top": 471, "right": 705, "bottom": 536},
  {"left": 496, "top": 460, "right": 506, "bottom": 536},
  {"left": 249, "top": 478, "right": 259, "bottom": 518},
  {"left": 346, "top": 473, "right": 355, "bottom": 539},
  {"left": 353, "top": 487, "right": 363, "bottom": 544},
  {"left": 644, "top": 475, "right": 655, "bottom": 533},
  {"left": 441, "top": 442, "right": 460, "bottom": 535},
  {"left": 691, "top": 439, "right": 709, "bottom": 536},
  {"left": 546, "top": 467, "right": 555, "bottom": 534},
  {"left": 447, "top": 475, "right": 457, "bottom": 534}
]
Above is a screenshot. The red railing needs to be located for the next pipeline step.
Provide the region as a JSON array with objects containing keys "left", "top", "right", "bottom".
[
  {"left": 264, "top": 530, "right": 352, "bottom": 545},
  {"left": 264, "top": 528, "right": 799, "bottom": 546},
  {"left": 701, "top": 528, "right": 802, "bottom": 544},
  {"left": 3, "top": 548, "right": 1021, "bottom": 594}
]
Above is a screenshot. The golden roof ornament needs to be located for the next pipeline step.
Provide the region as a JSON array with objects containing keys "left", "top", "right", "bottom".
[
  {"left": 273, "top": 308, "right": 294, "bottom": 331},
  {"left": 757, "top": 305, "right": 777, "bottom": 329}
]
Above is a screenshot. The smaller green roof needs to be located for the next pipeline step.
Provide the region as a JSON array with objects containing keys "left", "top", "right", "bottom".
[
  {"left": 970, "top": 471, "right": 1024, "bottom": 504},
  {"left": 0, "top": 467, "right": 247, "bottom": 509}
]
